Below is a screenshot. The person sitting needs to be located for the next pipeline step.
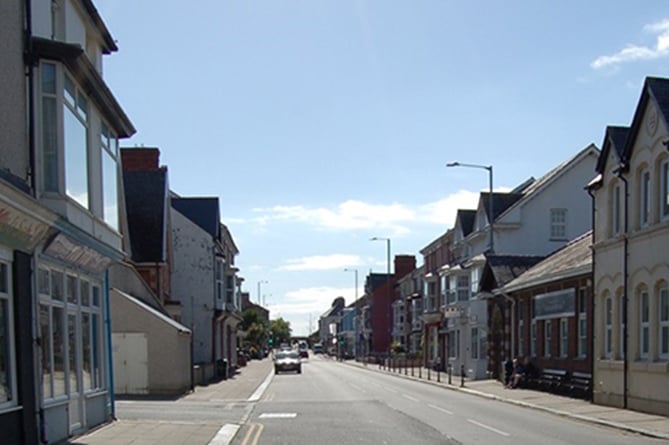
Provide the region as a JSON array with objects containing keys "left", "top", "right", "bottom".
[
  {"left": 504, "top": 357, "right": 514, "bottom": 387},
  {"left": 510, "top": 358, "right": 525, "bottom": 389}
]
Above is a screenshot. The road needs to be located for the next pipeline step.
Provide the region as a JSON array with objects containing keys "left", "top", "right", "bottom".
[{"left": 234, "top": 355, "right": 661, "bottom": 445}]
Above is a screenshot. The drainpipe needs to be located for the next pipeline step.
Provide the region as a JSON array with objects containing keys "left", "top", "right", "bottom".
[
  {"left": 104, "top": 271, "right": 116, "bottom": 419},
  {"left": 617, "top": 168, "right": 629, "bottom": 409},
  {"left": 586, "top": 186, "right": 596, "bottom": 400}
]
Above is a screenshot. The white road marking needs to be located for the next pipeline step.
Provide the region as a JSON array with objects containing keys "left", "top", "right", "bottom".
[
  {"left": 428, "top": 404, "right": 453, "bottom": 415},
  {"left": 248, "top": 369, "right": 274, "bottom": 402},
  {"left": 402, "top": 394, "right": 419, "bottom": 402},
  {"left": 207, "top": 424, "right": 240, "bottom": 445},
  {"left": 259, "top": 413, "right": 297, "bottom": 419},
  {"left": 467, "top": 419, "right": 510, "bottom": 437}
]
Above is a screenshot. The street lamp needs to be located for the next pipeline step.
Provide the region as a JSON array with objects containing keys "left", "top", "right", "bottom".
[
  {"left": 370, "top": 237, "right": 392, "bottom": 355},
  {"left": 257, "top": 280, "right": 268, "bottom": 304},
  {"left": 344, "top": 268, "right": 359, "bottom": 301},
  {"left": 446, "top": 161, "right": 494, "bottom": 253}
]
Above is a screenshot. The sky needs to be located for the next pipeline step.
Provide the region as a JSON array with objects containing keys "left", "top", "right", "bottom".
[{"left": 95, "top": 1, "right": 669, "bottom": 336}]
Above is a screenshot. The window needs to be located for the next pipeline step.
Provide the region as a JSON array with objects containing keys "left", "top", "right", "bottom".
[
  {"left": 619, "top": 294, "right": 626, "bottom": 359},
  {"left": 661, "top": 160, "right": 669, "bottom": 220},
  {"left": 660, "top": 287, "right": 669, "bottom": 359},
  {"left": 448, "top": 331, "right": 457, "bottom": 358},
  {"left": 215, "top": 257, "right": 224, "bottom": 301},
  {"left": 550, "top": 208, "right": 567, "bottom": 239},
  {"left": 559, "top": 318, "right": 568, "bottom": 358},
  {"left": 63, "top": 74, "right": 89, "bottom": 209},
  {"left": 0, "top": 259, "right": 16, "bottom": 409},
  {"left": 530, "top": 321, "right": 537, "bottom": 357},
  {"left": 440, "top": 275, "right": 447, "bottom": 307},
  {"left": 518, "top": 301, "right": 525, "bottom": 357},
  {"left": 640, "top": 291, "right": 650, "bottom": 359},
  {"left": 578, "top": 288, "right": 587, "bottom": 358},
  {"left": 100, "top": 123, "right": 119, "bottom": 230},
  {"left": 640, "top": 169, "right": 651, "bottom": 227},
  {"left": 456, "top": 275, "right": 469, "bottom": 302},
  {"left": 544, "top": 321, "right": 552, "bottom": 357},
  {"left": 605, "top": 296, "right": 612, "bottom": 358},
  {"left": 612, "top": 184, "right": 621, "bottom": 236},
  {"left": 39, "top": 265, "right": 104, "bottom": 400},
  {"left": 471, "top": 327, "right": 479, "bottom": 359}
]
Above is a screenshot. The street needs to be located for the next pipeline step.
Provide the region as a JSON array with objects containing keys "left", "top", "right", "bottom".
[{"left": 232, "top": 355, "right": 661, "bottom": 445}]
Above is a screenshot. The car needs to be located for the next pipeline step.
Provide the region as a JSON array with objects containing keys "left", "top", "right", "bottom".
[
  {"left": 274, "top": 350, "right": 302, "bottom": 374},
  {"left": 313, "top": 343, "right": 323, "bottom": 354}
]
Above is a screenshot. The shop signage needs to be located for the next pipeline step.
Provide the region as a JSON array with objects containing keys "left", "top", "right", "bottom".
[{"left": 533, "top": 288, "right": 575, "bottom": 320}]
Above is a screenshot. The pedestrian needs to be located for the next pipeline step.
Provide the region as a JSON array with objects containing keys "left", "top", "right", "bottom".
[{"left": 504, "top": 356, "right": 514, "bottom": 387}]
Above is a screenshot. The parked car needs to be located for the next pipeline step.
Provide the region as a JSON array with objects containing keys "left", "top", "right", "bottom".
[
  {"left": 313, "top": 343, "right": 324, "bottom": 354},
  {"left": 274, "top": 350, "right": 302, "bottom": 374}
]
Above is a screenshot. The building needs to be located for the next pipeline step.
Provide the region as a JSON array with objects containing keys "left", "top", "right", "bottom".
[
  {"left": 319, "top": 297, "right": 346, "bottom": 353},
  {"left": 443, "top": 144, "right": 599, "bottom": 379},
  {"left": 396, "top": 265, "right": 424, "bottom": 355},
  {"left": 590, "top": 77, "right": 669, "bottom": 415},
  {"left": 1, "top": 0, "right": 136, "bottom": 442}
]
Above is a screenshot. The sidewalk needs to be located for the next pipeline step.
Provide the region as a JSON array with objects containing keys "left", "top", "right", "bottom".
[
  {"left": 346, "top": 360, "right": 669, "bottom": 440},
  {"left": 64, "top": 358, "right": 274, "bottom": 445}
]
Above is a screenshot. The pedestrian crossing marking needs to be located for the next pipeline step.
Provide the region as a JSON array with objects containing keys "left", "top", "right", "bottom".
[{"left": 258, "top": 413, "right": 297, "bottom": 418}]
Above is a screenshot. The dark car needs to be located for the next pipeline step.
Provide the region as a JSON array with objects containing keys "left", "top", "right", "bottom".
[{"left": 274, "top": 350, "right": 302, "bottom": 374}]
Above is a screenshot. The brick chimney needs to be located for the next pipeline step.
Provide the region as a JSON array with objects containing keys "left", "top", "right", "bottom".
[
  {"left": 394, "top": 255, "right": 416, "bottom": 280},
  {"left": 121, "top": 147, "right": 161, "bottom": 172}
]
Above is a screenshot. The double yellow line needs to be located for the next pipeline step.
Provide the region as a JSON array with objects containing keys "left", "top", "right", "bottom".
[{"left": 240, "top": 422, "right": 264, "bottom": 445}]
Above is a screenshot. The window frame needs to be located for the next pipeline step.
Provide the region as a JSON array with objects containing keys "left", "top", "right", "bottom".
[
  {"left": 559, "top": 318, "right": 568, "bottom": 358},
  {"left": 578, "top": 287, "right": 587, "bottom": 358},
  {"left": 640, "top": 168, "right": 651, "bottom": 227},
  {"left": 612, "top": 183, "right": 621, "bottom": 236},
  {"left": 544, "top": 320, "right": 552, "bottom": 358},
  {"left": 660, "top": 286, "right": 669, "bottom": 360},
  {"left": 471, "top": 327, "right": 479, "bottom": 359},
  {"left": 0, "top": 255, "right": 17, "bottom": 411},
  {"left": 550, "top": 208, "right": 568, "bottom": 240},
  {"left": 518, "top": 301, "right": 525, "bottom": 357},
  {"left": 604, "top": 296, "right": 613, "bottom": 359},
  {"left": 661, "top": 159, "right": 669, "bottom": 221},
  {"left": 639, "top": 290, "right": 650, "bottom": 360}
]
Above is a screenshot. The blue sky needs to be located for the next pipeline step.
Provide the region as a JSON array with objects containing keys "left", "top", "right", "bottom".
[{"left": 96, "top": 1, "right": 669, "bottom": 335}]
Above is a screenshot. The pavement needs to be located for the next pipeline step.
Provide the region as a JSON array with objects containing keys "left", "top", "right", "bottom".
[{"left": 66, "top": 355, "right": 669, "bottom": 444}]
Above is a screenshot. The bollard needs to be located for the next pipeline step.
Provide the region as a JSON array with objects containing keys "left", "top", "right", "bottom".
[
  {"left": 411, "top": 362, "right": 414, "bottom": 377},
  {"left": 419, "top": 365, "right": 422, "bottom": 379},
  {"left": 437, "top": 365, "right": 440, "bottom": 383},
  {"left": 460, "top": 364, "right": 465, "bottom": 387},
  {"left": 448, "top": 364, "right": 452, "bottom": 385},
  {"left": 427, "top": 366, "right": 431, "bottom": 381}
]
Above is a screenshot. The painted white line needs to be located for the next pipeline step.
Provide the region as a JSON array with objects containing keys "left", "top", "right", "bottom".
[
  {"left": 259, "top": 413, "right": 297, "bottom": 419},
  {"left": 402, "top": 394, "right": 419, "bottom": 402},
  {"left": 247, "top": 369, "right": 274, "bottom": 402},
  {"left": 428, "top": 404, "right": 453, "bottom": 415},
  {"left": 467, "top": 419, "right": 510, "bottom": 437},
  {"left": 208, "top": 424, "right": 240, "bottom": 445}
]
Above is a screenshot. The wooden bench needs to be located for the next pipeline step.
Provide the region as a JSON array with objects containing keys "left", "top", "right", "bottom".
[
  {"left": 537, "top": 368, "right": 568, "bottom": 393},
  {"left": 568, "top": 371, "right": 593, "bottom": 399}
]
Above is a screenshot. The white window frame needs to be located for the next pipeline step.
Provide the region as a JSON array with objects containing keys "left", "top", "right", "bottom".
[
  {"left": 559, "top": 318, "right": 568, "bottom": 358},
  {"left": 0, "top": 253, "right": 17, "bottom": 411},
  {"left": 612, "top": 184, "right": 621, "bottom": 236},
  {"left": 660, "top": 286, "right": 669, "bottom": 359},
  {"left": 640, "top": 169, "right": 651, "bottom": 227},
  {"left": 604, "top": 296, "right": 613, "bottom": 359},
  {"left": 578, "top": 288, "right": 587, "bottom": 358},
  {"left": 456, "top": 274, "right": 469, "bottom": 302},
  {"left": 544, "top": 320, "right": 552, "bottom": 358},
  {"left": 530, "top": 320, "right": 537, "bottom": 357},
  {"left": 640, "top": 291, "right": 650, "bottom": 359},
  {"left": 550, "top": 208, "right": 567, "bottom": 240},
  {"left": 661, "top": 159, "right": 669, "bottom": 221},
  {"left": 518, "top": 301, "right": 525, "bottom": 357}
]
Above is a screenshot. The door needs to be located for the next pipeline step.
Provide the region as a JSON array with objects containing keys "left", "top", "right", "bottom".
[
  {"left": 68, "top": 310, "right": 83, "bottom": 434},
  {"left": 112, "top": 333, "right": 149, "bottom": 394}
]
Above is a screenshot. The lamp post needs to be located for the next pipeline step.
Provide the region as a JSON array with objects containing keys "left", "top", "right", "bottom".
[
  {"left": 371, "top": 237, "right": 392, "bottom": 356},
  {"left": 344, "top": 268, "right": 358, "bottom": 301},
  {"left": 446, "top": 162, "right": 494, "bottom": 253},
  {"left": 257, "top": 280, "right": 268, "bottom": 304}
]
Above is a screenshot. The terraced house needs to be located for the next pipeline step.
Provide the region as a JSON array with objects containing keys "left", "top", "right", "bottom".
[{"left": 0, "top": 0, "right": 135, "bottom": 443}]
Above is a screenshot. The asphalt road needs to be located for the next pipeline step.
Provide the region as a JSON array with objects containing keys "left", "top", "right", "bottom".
[{"left": 236, "top": 355, "right": 661, "bottom": 445}]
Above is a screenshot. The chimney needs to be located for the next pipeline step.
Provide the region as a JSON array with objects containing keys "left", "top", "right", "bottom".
[
  {"left": 121, "top": 147, "right": 161, "bottom": 172},
  {"left": 394, "top": 255, "right": 416, "bottom": 279}
]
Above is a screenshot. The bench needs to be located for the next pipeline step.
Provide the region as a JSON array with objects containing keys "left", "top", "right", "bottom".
[
  {"left": 536, "top": 368, "right": 568, "bottom": 393},
  {"left": 568, "top": 371, "right": 592, "bottom": 399}
]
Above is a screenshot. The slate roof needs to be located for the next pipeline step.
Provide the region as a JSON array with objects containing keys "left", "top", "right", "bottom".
[
  {"left": 114, "top": 289, "right": 191, "bottom": 333},
  {"left": 171, "top": 197, "right": 220, "bottom": 239},
  {"left": 123, "top": 170, "right": 167, "bottom": 263},
  {"left": 456, "top": 209, "right": 476, "bottom": 237},
  {"left": 499, "top": 231, "right": 592, "bottom": 294},
  {"left": 596, "top": 126, "right": 629, "bottom": 174},
  {"left": 480, "top": 254, "right": 545, "bottom": 292},
  {"left": 481, "top": 192, "right": 524, "bottom": 222}
]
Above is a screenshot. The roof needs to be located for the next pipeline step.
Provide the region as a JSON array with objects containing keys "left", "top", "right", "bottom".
[
  {"left": 113, "top": 289, "right": 191, "bottom": 334},
  {"left": 480, "top": 254, "right": 545, "bottom": 291},
  {"left": 481, "top": 192, "right": 523, "bottom": 222},
  {"left": 621, "top": 77, "right": 669, "bottom": 167},
  {"left": 123, "top": 170, "right": 167, "bottom": 263},
  {"left": 171, "top": 197, "right": 220, "bottom": 238},
  {"left": 456, "top": 209, "right": 476, "bottom": 237},
  {"left": 596, "top": 126, "right": 629, "bottom": 174},
  {"left": 499, "top": 231, "right": 593, "bottom": 294}
]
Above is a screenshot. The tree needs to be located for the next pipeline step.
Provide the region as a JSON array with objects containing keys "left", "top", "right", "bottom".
[
  {"left": 240, "top": 308, "right": 268, "bottom": 350},
  {"left": 270, "top": 317, "right": 292, "bottom": 345}
]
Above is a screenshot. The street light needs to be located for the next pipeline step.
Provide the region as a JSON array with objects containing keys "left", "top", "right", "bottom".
[
  {"left": 344, "top": 268, "right": 359, "bottom": 301},
  {"left": 257, "top": 280, "right": 268, "bottom": 304},
  {"left": 370, "top": 237, "right": 392, "bottom": 355},
  {"left": 446, "top": 161, "right": 494, "bottom": 253}
]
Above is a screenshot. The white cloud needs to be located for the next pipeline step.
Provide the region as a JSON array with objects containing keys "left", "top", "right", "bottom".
[
  {"left": 277, "top": 254, "right": 363, "bottom": 271},
  {"left": 419, "top": 189, "right": 480, "bottom": 225},
  {"left": 591, "top": 18, "right": 669, "bottom": 69}
]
